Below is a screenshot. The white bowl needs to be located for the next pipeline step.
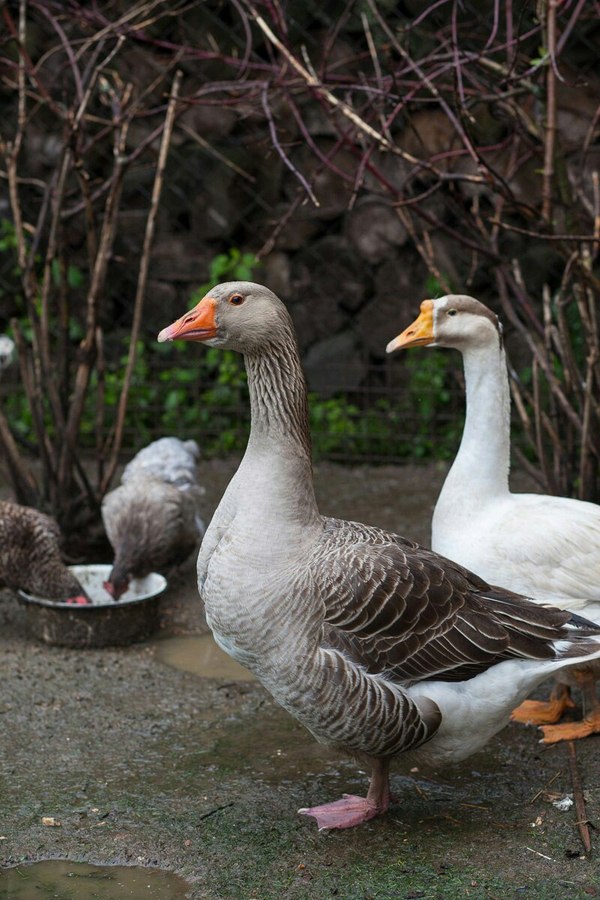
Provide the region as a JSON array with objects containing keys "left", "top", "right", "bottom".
[
  {"left": 19, "top": 564, "right": 167, "bottom": 608},
  {"left": 18, "top": 565, "right": 168, "bottom": 648}
]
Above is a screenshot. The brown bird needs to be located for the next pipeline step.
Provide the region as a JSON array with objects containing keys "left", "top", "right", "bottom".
[
  {"left": 0, "top": 500, "right": 88, "bottom": 602},
  {"left": 157, "top": 282, "right": 600, "bottom": 831},
  {"left": 102, "top": 438, "right": 205, "bottom": 600}
]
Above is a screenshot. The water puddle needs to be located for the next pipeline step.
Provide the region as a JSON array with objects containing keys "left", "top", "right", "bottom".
[
  {"left": 152, "top": 633, "right": 256, "bottom": 682},
  {"left": 0, "top": 860, "right": 189, "bottom": 899}
]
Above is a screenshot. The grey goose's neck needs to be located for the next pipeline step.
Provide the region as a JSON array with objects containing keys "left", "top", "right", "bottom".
[
  {"left": 244, "top": 328, "right": 312, "bottom": 460},
  {"left": 235, "top": 327, "right": 320, "bottom": 530},
  {"left": 448, "top": 341, "right": 511, "bottom": 496}
]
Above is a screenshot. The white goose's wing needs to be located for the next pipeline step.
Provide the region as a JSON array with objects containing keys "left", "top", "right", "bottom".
[{"left": 476, "top": 493, "right": 600, "bottom": 610}]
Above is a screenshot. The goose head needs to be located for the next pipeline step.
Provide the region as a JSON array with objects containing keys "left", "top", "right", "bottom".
[
  {"left": 386, "top": 295, "right": 503, "bottom": 354},
  {"left": 158, "top": 281, "right": 290, "bottom": 353}
]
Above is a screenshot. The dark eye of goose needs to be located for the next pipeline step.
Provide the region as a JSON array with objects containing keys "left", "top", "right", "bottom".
[
  {"left": 447, "top": 308, "right": 457, "bottom": 317},
  {"left": 228, "top": 294, "right": 245, "bottom": 306}
]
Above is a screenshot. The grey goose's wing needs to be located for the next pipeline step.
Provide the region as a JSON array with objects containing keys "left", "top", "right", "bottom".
[{"left": 315, "top": 517, "right": 581, "bottom": 684}]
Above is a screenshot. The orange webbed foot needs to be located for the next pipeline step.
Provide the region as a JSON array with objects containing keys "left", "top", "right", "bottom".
[
  {"left": 511, "top": 687, "right": 575, "bottom": 726},
  {"left": 539, "top": 710, "right": 600, "bottom": 744}
]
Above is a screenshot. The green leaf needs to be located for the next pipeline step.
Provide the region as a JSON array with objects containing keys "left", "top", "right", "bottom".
[{"left": 67, "top": 265, "right": 83, "bottom": 288}]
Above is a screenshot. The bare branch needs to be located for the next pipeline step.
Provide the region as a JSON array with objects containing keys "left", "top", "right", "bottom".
[
  {"left": 102, "top": 69, "right": 183, "bottom": 493},
  {"left": 541, "top": 0, "right": 557, "bottom": 223}
]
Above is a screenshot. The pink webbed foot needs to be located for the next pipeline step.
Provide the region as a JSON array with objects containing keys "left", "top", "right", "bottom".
[{"left": 298, "top": 793, "right": 387, "bottom": 830}]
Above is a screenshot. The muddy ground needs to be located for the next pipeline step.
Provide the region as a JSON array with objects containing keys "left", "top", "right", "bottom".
[{"left": 1, "top": 459, "right": 600, "bottom": 899}]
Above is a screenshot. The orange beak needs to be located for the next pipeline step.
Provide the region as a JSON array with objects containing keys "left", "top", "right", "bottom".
[
  {"left": 386, "top": 300, "right": 435, "bottom": 353},
  {"left": 157, "top": 296, "right": 218, "bottom": 343}
]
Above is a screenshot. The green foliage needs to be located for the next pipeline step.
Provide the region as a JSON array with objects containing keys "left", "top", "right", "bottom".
[
  {"left": 530, "top": 46, "right": 550, "bottom": 68},
  {"left": 1, "top": 242, "right": 463, "bottom": 464},
  {"left": 192, "top": 248, "right": 259, "bottom": 299},
  {"left": 401, "top": 350, "right": 462, "bottom": 459},
  {"left": 1, "top": 246, "right": 260, "bottom": 456},
  {"left": 101, "top": 253, "right": 462, "bottom": 460},
  {"left": 157, "top": 343, "right": 250, "bottom": 455},
  {"left": 308, "top": 352, "right": 462, "bottom": 463},
  {"left": 309, "top": 395, "right": 361, "bottom": 455},
  {"left": 50, "top": 258, "right": 84, "bottom": 289},
  {"left": 0, "top": 218, "right": 19, "bottom": 254},
  {"left": 305, "top": 267, "right": 463, "bottom": 463},
  {"left": 3, "top": 384, "right": 33, "bottom": 441},
  {"left": 89, "top": 340, "right": 157, "bottom": 445},
  {"left": 0, "top": 218, "right": 26, "bottom": 309},
  {"left": 424, "top": 271, "right": 455, "bottom": 298},
  {"left": 43, "top": 247, "right": 262, "bottom": 455},
  {"left": 309, "top": 395, "right": 398, "bottom": 459}
]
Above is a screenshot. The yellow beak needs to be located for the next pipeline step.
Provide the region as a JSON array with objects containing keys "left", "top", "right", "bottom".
[{"left": 386, "top": 300, "right": 435, "bottom": 353}]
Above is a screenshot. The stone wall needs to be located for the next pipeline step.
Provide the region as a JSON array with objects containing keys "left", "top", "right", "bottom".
[{"left": 0, "top": 1, "right": 598, "bottom": 406}]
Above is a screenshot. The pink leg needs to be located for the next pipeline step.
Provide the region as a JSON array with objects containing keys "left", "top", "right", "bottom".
[{"left": 298, "top": 758, "right": 390, "bottom": 830}]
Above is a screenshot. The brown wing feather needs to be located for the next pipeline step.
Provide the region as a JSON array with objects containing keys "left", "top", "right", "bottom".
[{"left": 316, "top": 517, "right": 577, "bottom": 683}]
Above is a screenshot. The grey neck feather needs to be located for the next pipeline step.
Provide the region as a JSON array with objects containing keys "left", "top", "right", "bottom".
[
  {"left": 244, "top": 324, "right": 312, "bottom": 460},
  {"left": 227, "top": 318, "right": 321, "bottom": 532}
]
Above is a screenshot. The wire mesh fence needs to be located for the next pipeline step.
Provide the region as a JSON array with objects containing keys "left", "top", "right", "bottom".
[
  {"left": 0, "top": 0, "right": 598, "bottom": 523},
  {"left": 1, "top": 349, "right": 465, "bottom": 464}
]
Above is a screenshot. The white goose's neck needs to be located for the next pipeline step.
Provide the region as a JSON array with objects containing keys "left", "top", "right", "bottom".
[{"left": 444, "top": 341, "right": 511, "bottom": 499}]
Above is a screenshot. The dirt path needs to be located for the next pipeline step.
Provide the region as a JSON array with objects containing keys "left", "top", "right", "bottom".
[{"left": 1, "top": 461, "right": 599, "bottom": 898}]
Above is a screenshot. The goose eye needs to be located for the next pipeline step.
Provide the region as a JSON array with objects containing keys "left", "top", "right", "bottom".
[
  {"left": 228, "top": 294, "right": 245, "bottom": 306},
  {"left": 447, "top": 308, "right": 457, "bottom": 317}
]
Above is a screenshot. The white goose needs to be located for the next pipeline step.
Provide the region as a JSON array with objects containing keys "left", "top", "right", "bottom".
[
  {"left": 158, "top": 282, "right": 600, "bottom": 830},
  {"left": 387, "top": 295, "right": 600, "bottom": 743}
]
